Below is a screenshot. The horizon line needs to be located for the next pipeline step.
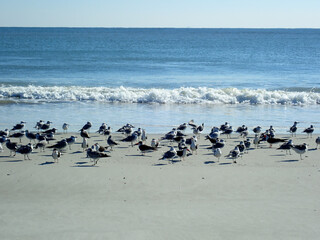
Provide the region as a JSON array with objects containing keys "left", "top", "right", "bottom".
[{"left": 0, "top": 26, "right": 320, "bottom": 30}]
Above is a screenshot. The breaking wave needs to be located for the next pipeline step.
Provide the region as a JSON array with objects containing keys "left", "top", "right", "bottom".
[{"left": 0, "top": 85, "right": 320, "bottom": 105}]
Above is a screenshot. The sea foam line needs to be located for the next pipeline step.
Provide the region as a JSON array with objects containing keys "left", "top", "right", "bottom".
[{"left": 0, "top": 85, "right": 319, "bottom": 105}]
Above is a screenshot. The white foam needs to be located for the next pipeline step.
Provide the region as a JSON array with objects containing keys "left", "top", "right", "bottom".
[{"left": 0, "top": 85, "right": 319, "bottom": 105}]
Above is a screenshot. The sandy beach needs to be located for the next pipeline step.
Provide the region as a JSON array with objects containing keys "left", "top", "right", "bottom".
[{"left": 1, "top": 131, "right": 320, "bottom": 240}]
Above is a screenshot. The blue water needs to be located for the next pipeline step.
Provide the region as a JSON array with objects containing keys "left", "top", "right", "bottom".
[{"left": 0, "top": 28, "right": 319, "bottom": 133}]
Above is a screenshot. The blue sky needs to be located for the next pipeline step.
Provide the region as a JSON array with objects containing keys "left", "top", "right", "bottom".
[{"left": 1, "top": 0, "right": 319, "bottom": 28}]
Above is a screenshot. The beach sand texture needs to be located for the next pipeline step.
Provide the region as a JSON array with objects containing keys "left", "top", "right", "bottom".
[{"left": 1, "top": 132, "right": 320, "bottom": 240}]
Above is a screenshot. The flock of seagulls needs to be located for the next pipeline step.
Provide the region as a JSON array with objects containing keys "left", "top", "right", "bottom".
[{"left": 0, "top": 119, "right": 318, "bottom": 166}]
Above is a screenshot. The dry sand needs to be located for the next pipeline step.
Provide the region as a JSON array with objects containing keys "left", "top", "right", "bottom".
[{"left": 1, "top": 132, "right": 320, "bottom": 240}]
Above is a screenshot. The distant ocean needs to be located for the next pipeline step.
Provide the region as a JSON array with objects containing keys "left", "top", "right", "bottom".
[{"left": 0, "top": 28, "right": 319, "bottom": 133}]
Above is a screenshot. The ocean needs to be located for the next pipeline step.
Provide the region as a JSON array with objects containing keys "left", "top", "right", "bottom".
[{"left": 0, "top": 28, "right": 319, "bottom": 133}]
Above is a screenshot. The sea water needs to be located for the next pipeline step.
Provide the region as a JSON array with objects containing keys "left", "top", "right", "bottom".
[{"left": 0, "top": 28, "right": 319, "bottom": 133}]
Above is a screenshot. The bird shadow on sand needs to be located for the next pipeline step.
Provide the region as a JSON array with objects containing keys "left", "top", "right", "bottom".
[
  {"left": 2, "top": 159, "right": 23, "bottom": 163},
  {"left": 153, "top": 163, "right": 167, "bottom": 166},
  {"left": 39, "top": 161, "right": 55, "bottom": 165},
  {"left": 218, "top": 162, "right": 232, "bottom": 165},
  {"left": 308, "top": 148, "right": 317, "bottom": 151},
  {"left": 72, "top": 164, "right": 98, "bottom": 168},
  {"left": 278, "top": 159, "right": 299, "bottom": 163},
  {"left": 75, "top": 161, "right": 88, "bottom": 165},
  {"left": 125, "top": 154, "right": 152, "bottom": 157},
  {"left": 204, "top": 161, "right": 216, "bottom": 164},
  {"left": 71, "top": 151, "right": 83, "bottom": 154},
  {"left": 71, "top": 161, "right": 99, "bottom": 167}
]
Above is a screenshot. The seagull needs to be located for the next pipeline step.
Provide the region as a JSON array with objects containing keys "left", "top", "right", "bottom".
[
  {"left": 266, "top": 135, "right": 287, "bottom": 148},
  {"left": 177, "top": 147, "right": 190, "bottom": 161},
  {"left": 173, "top": 136, "right": 184, "bottom": 144},
  {"left": 290, "top": 143, "right": 308, "bottom": 160},
  {"left": 151, "top": 138, "right": 159, "bottom": 148},
  {"left": 116, "top": 123, "right": 135, "bottom": 133},
  {"left": 121, "top": 132, "right": 138, "bottom": 147},
  {"left": 25, "top": 130, "right": 37, "bottom": 143},
  {"left": 221, "top": 127, "right": 233, "bottom": 138},
  {"left": 159, "top": 146, "right": 177, "bottom": 162},
  {"left": 244, "top": 139, "right": 251, "bottom": 152},
  {"left": 269, "top": 126, "right": 276, "bottom": 136},
  {"left": 188, "top": 119, "right": 197, "bottom": 129},
  {"left": 161, "top": 129, "right": 176, "bottom": 141},
  {"left": 35, "top": 141, "right": 47, "bottom": 152},
  {"left": 303, "top": 125, "right": 314, "bottom": 138},
  {"left": 186, "top": 136, "right": 197, "bottom": 145},
  {"left": 205, "top": 135, "right": 219, "bottom": 144},
  {"left": 86, "top": 148, "right": 110, "bottom": 166},
  {"left": 175, "top": 131, "right": 186, "bottom": 138},
  {"left": 66, "top": 136, "right": 77, "bottom": 150},
  {"left": 62, "top": 123, "right": 69, "bottom": 133},
  {"left": 0, "top": 129, "right": 9, "bottom": 137},
  {"left": 237, "top": 141, "right": 246, "bottom": 155},
  {"left": 52, "top": 149, "right": 61, "bottom": 163},
  {"left": 11, "top": 121, "right": 26, "bottom": 131},
  {"left": 9, "top": 131, "right": 25, "bottom": 143},
  {"left": 253, "top": 134, "right": 260, "bottom": 148},
  {"left": 190, "top": 137, "right": 198, "bottom": 154},
  {"left": 124, "top": 127, "right": 133, "bottom": 136},
  {"left": 5, "top": 139, "right": 18, "bottom": 156},
  {"left": 316, "top": 137, "right": 320, "bottom": 149},
  {"left": 107, "top": 136, "right": 118, "bottom": 150},
  {"left": 194, "top": 123, "right": 204, "bottom": 138},
  {"left": 80, "top": 129, "right": 90, "bottom": 139},
  {"left": 141, "top": 129, "right": 147, "bottom": 143},
  {"left": 178, "top": 139, "right": 187, "bottom": 150},
  {"left": 177, "top": 123, "right": 187, "bottom": 131},
  {"left": 93, "top": 143, "right": 109, "bottom": 153},
  {"left": 289, "top": 121, "right": 298, "bottom": 137},
  {"left": 34, "top": 120, "right": 44, "bottom": 131},
  {"left": 226, "top": 146, "right": 240, "bottom": 163},
  {"left": 16, "top": 143, "right": 33, "bottom": 160},
  {"left": 47, "top": 139, "right": 68, "bottom": 151},
  {"left": 103, "top": 127, "right": 112, "bottom": 137},
  {"left": 277, "top": 139, "right": 293, "bottom": 155},
  {"left": 97, "top": 123, "right": 107, "bottom": 134},
  {"left": 236, "top": 125, "right": 247, "bottom": 134},
  {"left": 43, "top": 128, "right": 57, "bottom": 134},
  {"left": 135, "top": 141, "right": 157, "bottom": 155},
  {"left": 0, "top": 135, "right": 7, "bottom": 143},
  {"left": 220, "top": 122, "right": 230, "bottom": 132},
  {"left": 253, "top": 126, "right": 262, "bottom": 134},
  {"left": 207, "top": 127, "right": 220, "bottom": 140},
  {"left": 213, "top": 148, "right": 222, "bottom": 161},
  {"left": 81, "top": 121, "right": 92, "bottom": 131},
  {"left": 40, "top": 121, "right": 52, "bottom": 130},
  {"left": 211, "top": 138, "right": 225, "bottom": 150}
]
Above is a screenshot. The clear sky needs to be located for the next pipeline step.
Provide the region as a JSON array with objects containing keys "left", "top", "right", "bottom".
[{"left": 0, "top": 0, "right": 319, "bottom": 28}]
